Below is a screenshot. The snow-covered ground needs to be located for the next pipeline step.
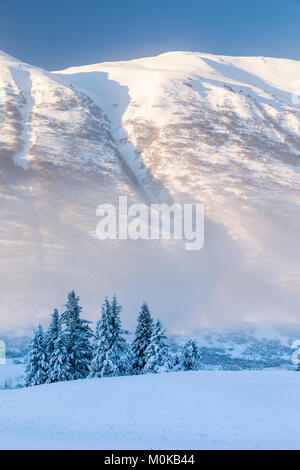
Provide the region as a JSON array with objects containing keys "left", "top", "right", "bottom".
[{"left": 0, "top": 371, "right": 299, "bottom": 449}]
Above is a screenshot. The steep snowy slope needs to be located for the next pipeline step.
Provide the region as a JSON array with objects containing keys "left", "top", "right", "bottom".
[
  {"left": 57, "top": 52, "right": 300, "bottom": 289},
  {"left": 0, "top": 50, "right": 145, "bottom": 180},
  {"left": 0, "top": 50, "right": 300, "bottom": 331},
  {"left": 0, "top": 49, "right": 150, "bottom": 259},
  {"left": 0, "top": 51, "right": 159, "bottom": 330}
]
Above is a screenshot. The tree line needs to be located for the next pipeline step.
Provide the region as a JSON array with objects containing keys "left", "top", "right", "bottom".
[{"left": 25, "top": 291, "right": 201, "bottom": 387}]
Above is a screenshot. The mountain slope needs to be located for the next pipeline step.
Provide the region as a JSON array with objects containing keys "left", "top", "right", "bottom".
[
  {"left": 57, "top": 52, "right": 300, "bottom": 287},
  {"left": 0, "top": 50, "right": 300, "bottom": 331}
]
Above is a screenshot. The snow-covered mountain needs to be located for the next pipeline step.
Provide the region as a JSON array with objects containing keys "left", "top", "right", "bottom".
[{"left": 1, "top": 50, "right": 300, "bottom": 331}]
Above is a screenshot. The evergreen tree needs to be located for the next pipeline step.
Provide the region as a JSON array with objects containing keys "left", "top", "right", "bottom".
[
  {"left": 110, "top": 295, "right": 132, "bottom": 375},
  {"left": 89, "top": 298, "right": 114, "bottom": 378},
  {"left": 131, "top": 303, "right": 154, "bottom": 374},
  {"left": 25, "top": 325, "right": 48, "bottom": 387},
  {"left": 45, "top": 309, "right": 60, "bottom": 360},
  {"left": 182, "top": 339, "right": 201, "bottom": 371},
  {"left": 47, "top": 321, "right": 73, "bottom": 383},
  {"left": 89, "top": 296, "right": 130, "bottom": 378},
  {"left": 144, "top": 320, "right": 172, "bottom": 374},
  {"left": 60, "top": 290, "right": 92, "bottom": 380},
  {"left": 171, "top": 353, "right": 181, "bottom": 371}
]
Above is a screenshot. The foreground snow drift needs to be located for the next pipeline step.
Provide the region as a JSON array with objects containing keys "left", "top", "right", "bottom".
[{"left": 0, "top": 371, "right": 299, "bottom": 449}]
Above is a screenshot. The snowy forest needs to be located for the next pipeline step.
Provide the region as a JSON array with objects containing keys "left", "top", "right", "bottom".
[{"left": 25, "top": 291, "right": 200, "bottom": 386}]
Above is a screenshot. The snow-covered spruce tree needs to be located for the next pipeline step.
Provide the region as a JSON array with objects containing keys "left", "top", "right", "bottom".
[
  {"left": 60, "top": 290, "right": 93, "bottom": 380},
  {"left": 144, "top": 320, "right": 172, "bottom": 374},
  {"left": 25, "top": 325, "right": 49, "bottom": 387},
  {"left": 110, "top": 295, "right": 132, "bottom": 375},
  {"left": 45, "top": 309, "right": 60, "bottom": 361},
  {"left": 89, "top": 296, "right": 131, "bottom": 378},
  {"left": 131, "top": 303, "right": 154, "bottom": 374},
  {"left": 47, "top": 320, "right": 73, "bottom": 383},
  {"left": 171, "top": 353, "right": 182, "bottom": 372},
  {"left": 181, "top": 339, "right": 201, "bottom": 371}
]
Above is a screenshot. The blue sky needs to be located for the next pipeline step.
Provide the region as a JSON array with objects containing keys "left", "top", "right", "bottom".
[{"left": 0, "top": 0, "right": 299, "bottom": 69}]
